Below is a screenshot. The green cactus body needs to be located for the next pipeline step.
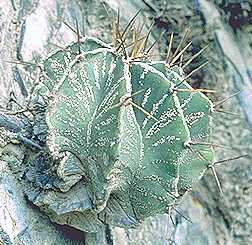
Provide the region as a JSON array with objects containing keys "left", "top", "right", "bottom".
[
  {"left": 28, "top": 35, "right": 215, "bottom": 231},
  {"left": 150, "top": 62, "right": 214, "bottom": 187},
  {"left": 46, "top": 48, "right": 129, "bottom": 210}
]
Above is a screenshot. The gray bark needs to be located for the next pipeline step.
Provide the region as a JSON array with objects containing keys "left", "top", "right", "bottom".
[{"left": 0, "top": 0, "right": 251, "bottom": 244}]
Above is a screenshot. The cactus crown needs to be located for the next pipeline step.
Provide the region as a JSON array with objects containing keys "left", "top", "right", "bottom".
[{"left": 26, "top": 12, "right": 215, "bottom": 232}]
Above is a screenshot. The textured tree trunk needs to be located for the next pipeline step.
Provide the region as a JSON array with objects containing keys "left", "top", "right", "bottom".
[{"left": 0, "top": 0, "right": 251, "bottom": 244}]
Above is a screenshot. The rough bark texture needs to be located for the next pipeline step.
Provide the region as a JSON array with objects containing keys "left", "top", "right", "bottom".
[{"left": 0, "top": 0, "right": 251, "bottom": 244}]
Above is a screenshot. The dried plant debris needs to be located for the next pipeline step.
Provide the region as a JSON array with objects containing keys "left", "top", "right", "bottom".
[{"left": 0, "top": 11, "right": 244, "bottom": 233}]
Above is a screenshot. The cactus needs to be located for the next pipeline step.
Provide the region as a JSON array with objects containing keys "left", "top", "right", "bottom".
[{"left": 2, "top": 16, "right": 215, "bottom": 233}]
